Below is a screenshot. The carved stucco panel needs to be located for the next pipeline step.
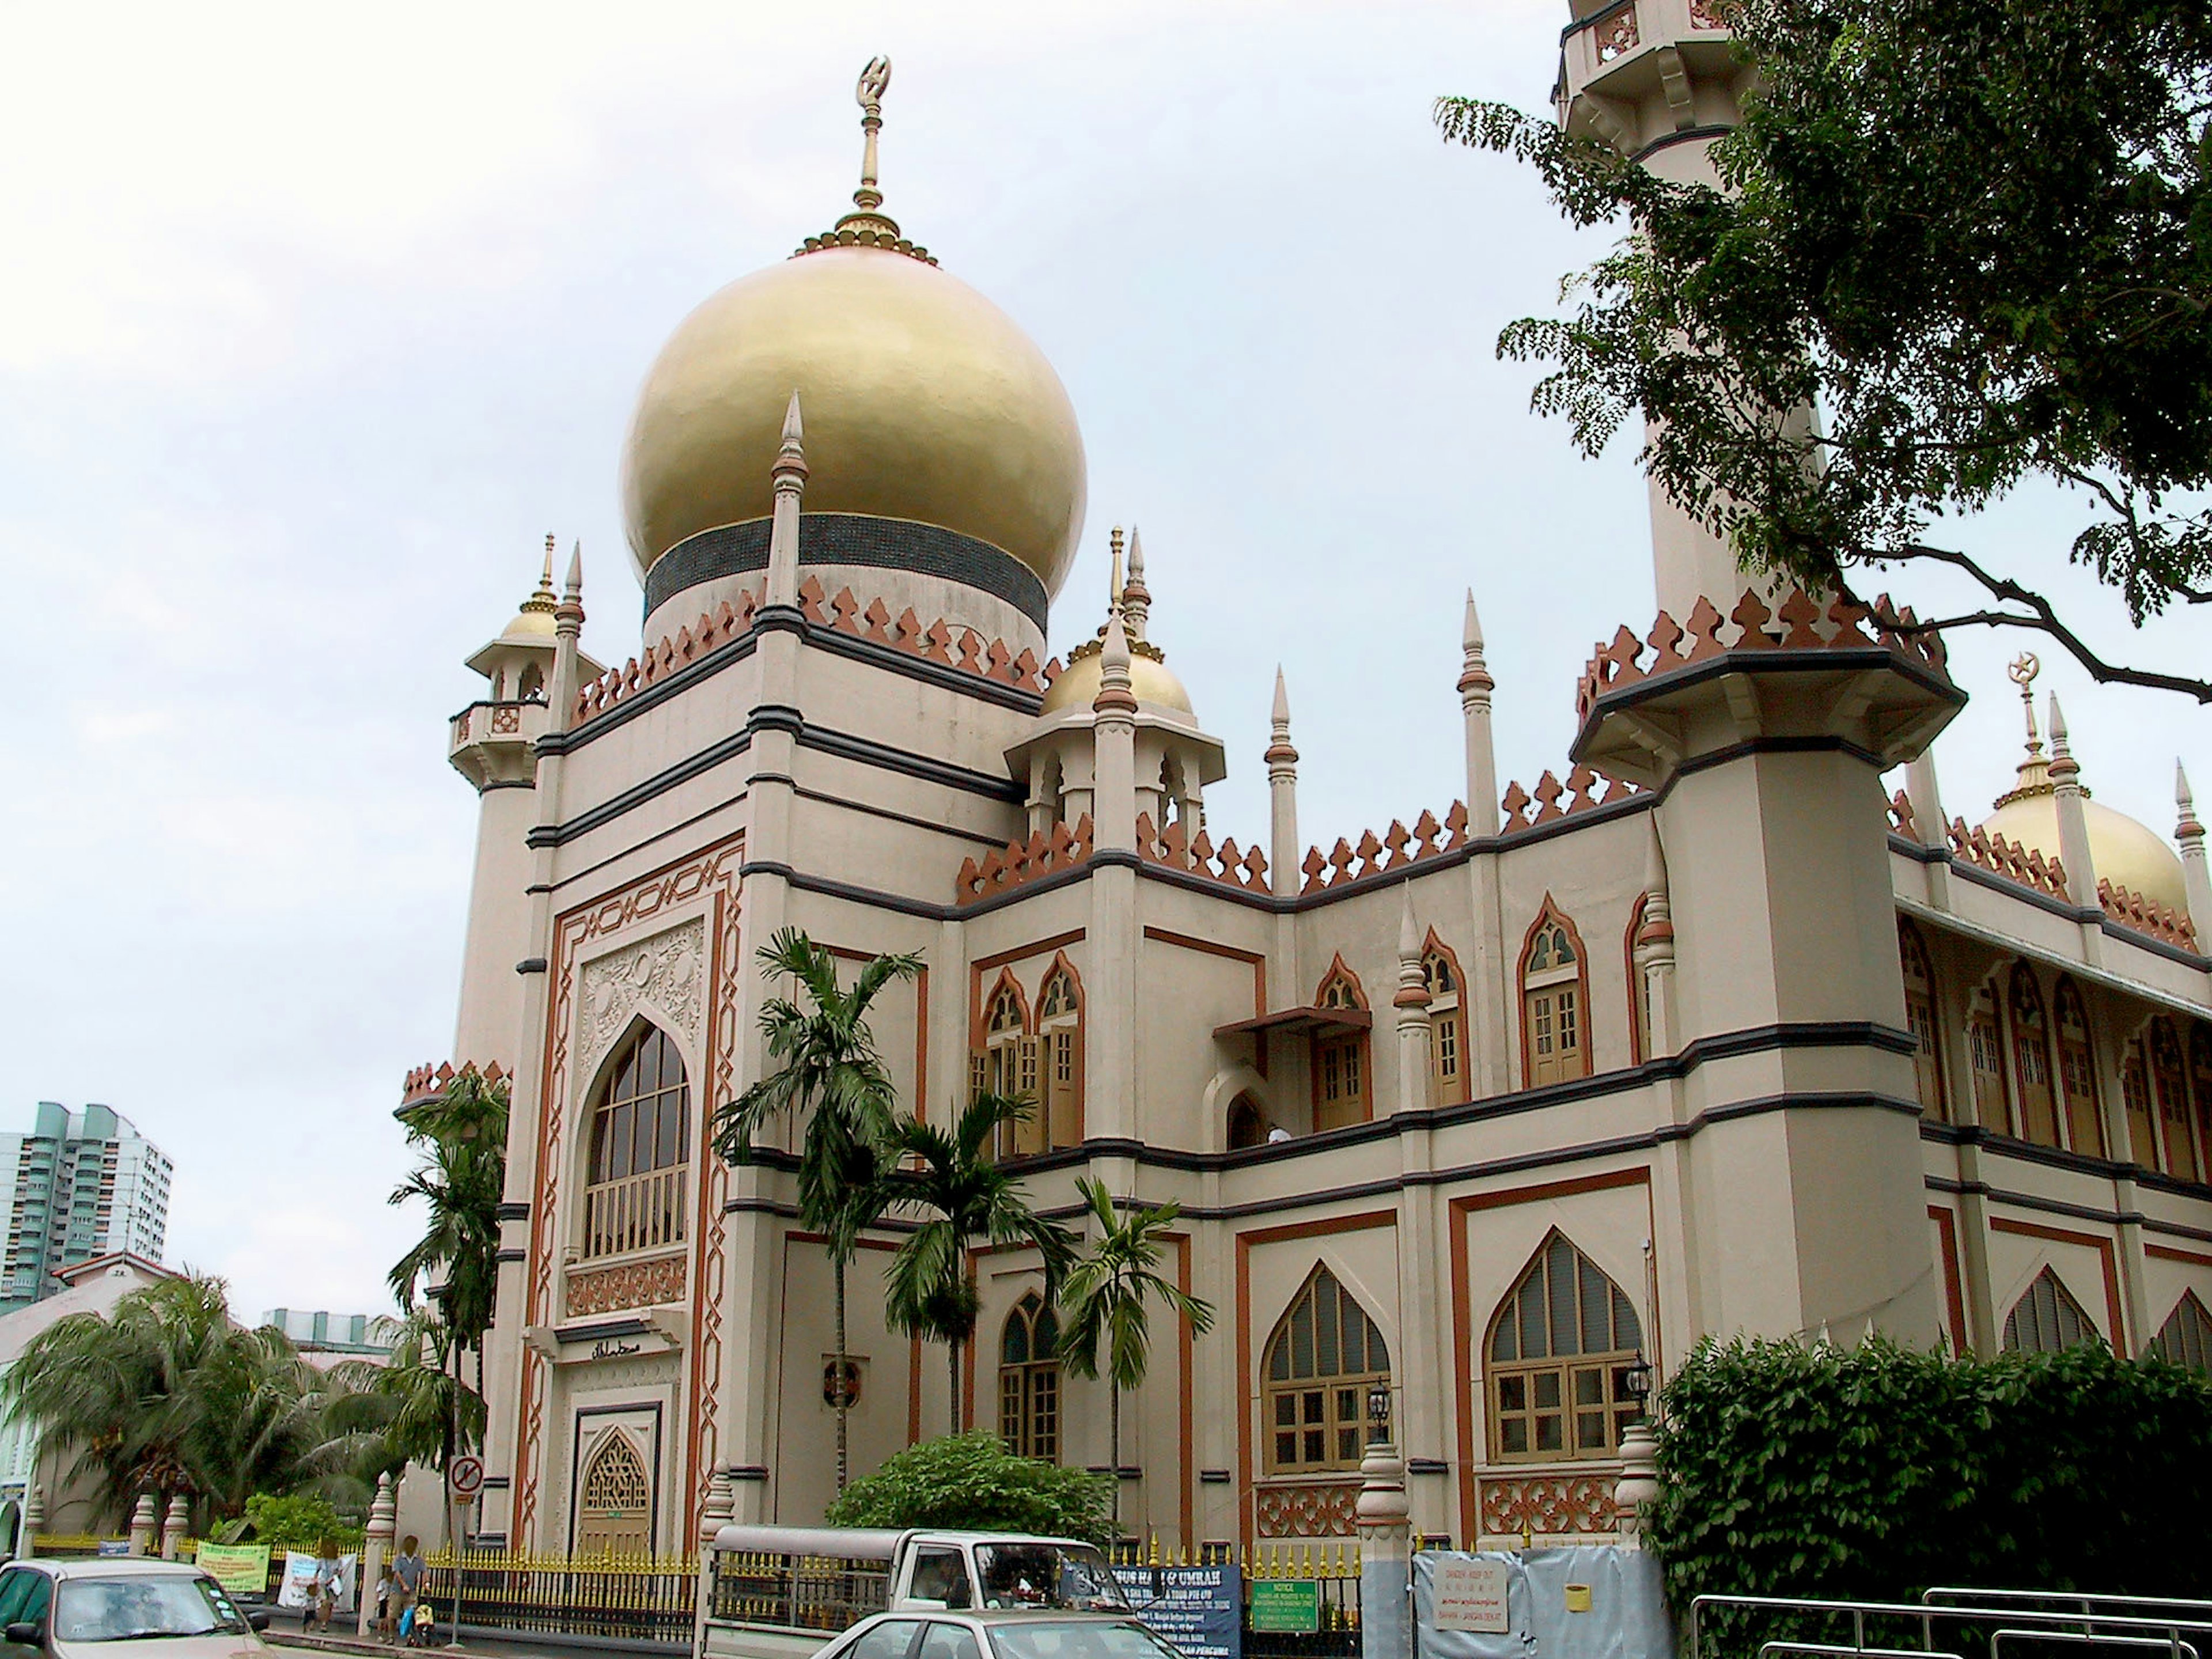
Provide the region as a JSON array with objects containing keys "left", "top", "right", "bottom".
[{"left": 579, "top": 917, "right": 706, "bottom": 1069}]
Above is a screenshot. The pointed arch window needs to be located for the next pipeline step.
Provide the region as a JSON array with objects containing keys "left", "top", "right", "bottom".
[
  {"left": 1036, "top": 963, "right": 1084, "bottom": 1152},
  {"left": 1228, "top": 1093, "right": 1268, "bottom": 1150},
  {"left": 2121, "top": 1040, "right": 2158, "bottom": 1169},
  {"left": 2192, "top": 1027, "right": 2212, "bottom": 1180},
  {"left": 1520, "top": 907, "right": 1589, "bottom": 1089},
  {"left": 2151, "top": 1291, "right": 2212, "bottom": 1370},
  {"left": 1262, "top": 1267, "right": 1392, "bottom": 1475},
  {"left": 2054, "top": 979, "right": 2104, "bottom": 1158},
  {"left": 574, "top": 1431, "right": 653, "bottom": 1557},
  {"left": 2008, "top": 966, "right": 2060, "bottom": 1148},
  {"left": 1966, "top": 983, "right": 2012, "bottom": 1134},
  {"left": 1312, "top": 962, "right": 1370, "bottom": 1132},
  {"left": 1486, "top": 1233, "right": 1644, "bottom": 1461},
  {"left": 2151, "top": 1019, "right": 2200, "bottom": 1183},
  {"left": 2002, "top": 1268, "right": 2096, "bottom": 1354},
  {"left": 1423, "top": 938, "right": 1468, "bottom": 1105},
  {"left": 998, "top": 1294, "right": 1060, "bottom": 1462},
  {"left": 974, "top": 976, "right": 1037, "bottom": 1161},
  {"left": 1897, "top": 922, "right": 1946, "bottom": 1119},
  {"left": 583, "top": 1024, "right": 690, "bottom": 1260}
]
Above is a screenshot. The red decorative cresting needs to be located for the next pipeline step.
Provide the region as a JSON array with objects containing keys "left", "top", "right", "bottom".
[
  {"left": 1137, "top": 813, "right": 1270, "bottom": 893},
  {"left": 2099, "top": 878, "right": 2198, "bottom": 951},
  {"left": 572, "top": 578, "right": 1052, "bottom": 726},
  {"left": 1300, "top": 803, "right": 1472, "bottom": 895},
  {"left": 1499, "top": 764, "right": 1643, "bottom": 835},
  {"left": 953, "top": 816, "right": 1094, "bottom": 904},
  {"left": 1887, "top": 790, "right": 1921, "bottom": 840},
  {"left": 1575, "top": 588, "right": 1953, "bottom": 719},
  {"left": 399, "top": 1059, "right": 506, "bottom": 1108},
  {"left": 1945, "top": 818, "right": 2070, "bottom": 902}
]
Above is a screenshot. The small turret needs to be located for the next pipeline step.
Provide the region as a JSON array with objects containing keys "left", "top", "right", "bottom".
[
  {"left": 1460, "top": 590, "right": 1498, "bottom": 836},
  {"left": 1267, "top": 667, "right": 1300, "bottom": 897},
  {"left": 766, "top": 391, "right": 808, "bottom": 609},
  {"left": 2178, "top": 762, "right": 2211, "bottom": 926}
]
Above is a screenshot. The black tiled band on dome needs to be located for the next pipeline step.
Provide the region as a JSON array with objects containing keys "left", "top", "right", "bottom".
[{"left": 646, "top": 514, "right": 1051, "bottom": 632}]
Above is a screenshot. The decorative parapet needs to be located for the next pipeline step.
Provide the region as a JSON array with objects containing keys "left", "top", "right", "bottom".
[
  {"left": 1475, "top": 1470, "right": 1620, "bottom": 1539},
  {"left": 566, "top": 1251, "right": 687, "bottom": 1317},
  {"left": 2099, "top": 878, "right": 2199, "bottom": 951},
  {"left": 1137, "top": 812, "right": 1270, "bottom": 893},
  {"left": 399, "top": 1059, "right": 506, "bottom": 1109},
  {"left": 1575, "top": 588, "right": 1953, "bottom": 719},
  {"left": 1945, "top": 817, "right": 2070, "bottom": 902},
  {"left": 1887, "top": 790, "right": 1921, "bottom": 840},
  {"left": 1499, "top": 764, "right": 1643, "bottom": 835},
  {"left": 953, "top": 815, "right": 1094, "bottom": 905},
  {"left": 1299, "top": 804, "right": 1472, "bottom": 896},
  {"left": 1254, "top": 1481, "right": 1361, "bottom": 1539},
  {"left": 573, "top": 577, "right": 1054, "bottom": 728}
]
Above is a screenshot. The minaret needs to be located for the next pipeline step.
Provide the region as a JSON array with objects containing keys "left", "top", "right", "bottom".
[
  {"left": 1633, "top": 819, "right": 1676, "bottom": 1059},
  {"left": 1393, "top": 892, "right": 1433, "bottom": 1115},
  {"left": 765, "top": 391, "right": 808, "bottom": 609},
  {"left": 1459, "top": 590, "right": 1498, "bottom": 836},
  {"left": 1088, "top": 606, "right": 1142, "bottom": 1147},
  {"left": 2046, "top": 695, "right": 2100, "bottom": 935},
  {"left": 1267, "top": 668, "right": 1300, "bottom": 897},
  {"left": 1091, "top": 607, "right": 1139, "bottom": 849},
  {"left": 2178, "top": 763, "right": 2211, "bottom": 928}
]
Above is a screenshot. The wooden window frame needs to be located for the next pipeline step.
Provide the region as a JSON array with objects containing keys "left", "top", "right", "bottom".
[
  {"left": 1897, "top": 920, "right": 1948, "bottom": 1120},
  {"left": 2149, "top": 1018, "right": 2200, "bottom": 1184},
  {"left": 1033, "top": 954, "right": 1085, "bottom": 1154},
  {"left": 1518, "top": 900, "right": 1592, "bottom": 1090},
  {"left": 1422, "top": 930, "right": 1469, "bottom": 1107},
  {"left": 2006, "top": 964, "right": 2061, "bottom": 1149},
  {"left": 2122, "top": 1040, "right": 2159, "bottom": 1169},
  {"left": 1966, "top": 984, "right": 2013, "bottom": 1136},
  {"left": 581, "top": 1022, "right": 692, "bottom": 1261},
  {"left": 2151, "top": 1290, "right": 2212, "bottom": 1370},
  {"left": 2002, "top": 1267, "right": 2094, "bottom": 1353},
  {"left": 1260, "top": 1264, "right": 1392, "bottom": 1476},
  {"left": 2054, "top": 976, "right": 2105, "bottom": 1158},
  {"left": 974, "top": 971, "right": 1036, "bottom": 1161},
  {"left": 1310, "top": 956, "right": 1372, "bottom": 1131},
  {"left": 1484, "top": 1230, "right": 1644, "bottom": 1463},
  {"left": 998, "top": 1293, "right": 1060, "bottom": 1463}
]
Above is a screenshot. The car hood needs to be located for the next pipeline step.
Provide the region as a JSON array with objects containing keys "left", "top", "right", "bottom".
[{"left": 54, "top": 1635, "right": 269, "bottom": 1659}]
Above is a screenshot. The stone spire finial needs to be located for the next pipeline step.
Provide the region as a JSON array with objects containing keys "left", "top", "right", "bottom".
[
  {"left": 2180, "top": 761, "right": 2203, "bottom": 839},
  {"left": 1267, "top": 665, "right": 1300, "bottom": 898},
  {"left": 1093, "top": 607, "right": 1138, "bottom": 715},
  {"left": 766, "top": 392, "right": 809, "bottom": 607},
  {"left": 777, "top": 389, "right": 808, "bottom": 481},
  {"left": 2045, "top": 692, "right": 2098, "bottom": 914},
  {"left": 1266, "top": 666, "right": 1297, "bottom": 767},
  {"left": 1461, "top": 588, "right": 1499, "bottom": 837},
  {"left": 1122, "top": 527, "right": 1152, "bottom": 642},
  {"left": 2176, "top": 760, "right": 2212, "bottom": 926},
  {"left": 557, "top": 543, "right": 584, "bottom": 635},
  {"left": 1394, "top": 889, "right": 1427, "bottom": 1007},
  {"left": 2046, "top": 691, "right": 2078, "bottom": 783}
]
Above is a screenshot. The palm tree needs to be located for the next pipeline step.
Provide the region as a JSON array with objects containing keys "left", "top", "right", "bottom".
[
  {"left": 1055, "top": 1177, "right": 1216, "bottom": 1537},
  {"left": 877, "top": 1094, "right": 1076, "bottom": 1435},
  {"left": 389, "top": 1069, "right": 508, "bottom": 1399},
  {"left": 713, "top": 928, "right": 920, "bottom": 1492}
]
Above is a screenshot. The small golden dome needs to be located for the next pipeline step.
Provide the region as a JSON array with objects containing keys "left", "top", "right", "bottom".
[
  {"left": 619, "top": 244, "right": 1086, "bottom": 597},
  {"left": 1981, "top": 792, "right": 2189, "bottom": 918},
  {"left": 497, "top": 551, "right": 559, "bottom": 645},
  {"left": 1038, "top": 636, "right": 1193, "bottom": 717}
]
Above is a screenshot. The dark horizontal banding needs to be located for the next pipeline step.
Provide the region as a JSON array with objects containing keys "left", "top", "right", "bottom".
[{"left": 647, "top": 513, "right": 1051, "bottom": 632}]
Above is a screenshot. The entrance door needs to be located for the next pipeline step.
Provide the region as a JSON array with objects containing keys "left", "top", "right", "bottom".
[{"left": 575, "top": 1433, "right": 653, "bottom": 1558}]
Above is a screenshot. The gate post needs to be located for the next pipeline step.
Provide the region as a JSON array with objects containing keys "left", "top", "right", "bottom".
[
  {"left": 1356, "top": 1441, "right": 1411, "bottom": 1659},
  {"left": 359, "top": 1472, "right": 397, "bottom": 1638}
]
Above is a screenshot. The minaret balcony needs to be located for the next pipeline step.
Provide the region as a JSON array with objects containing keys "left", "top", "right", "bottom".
[
  {"left": 1559, "top": 0, "right": 1738, "bottom": 151},
  {"left": 448, "top": 698, "right": 549, "bottom": 790}
]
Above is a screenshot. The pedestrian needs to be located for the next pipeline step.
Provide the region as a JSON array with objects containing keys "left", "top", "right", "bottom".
[
  {"left": 375, "top": 1565, "right": 395, "bottom": 1643},
  {"left": 392, "top": 1535, "right": 426, "bottom": 1638}
]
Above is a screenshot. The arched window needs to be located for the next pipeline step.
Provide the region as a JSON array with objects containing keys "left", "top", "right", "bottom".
[
  {"left": 2054, "top": 978, "right": 2104, "bottom": 1157},
  {"left": 1263, "top": 1267, "right": 1391, "bottom": 1475},
  {"left": 584, "top": 1024, "right": 690, "bottom": 1259},
  {"left": 1486, "top": 1233, "right": 1643, "bottom": 1461},
  {"left": 1966, "top": 983, "right": 2012, "bottom": 1134},
  {"left": 1036, "top": 962, "right": 1084, "bottom": 1152},
  {"left": 1228, "top": 1094, "right": 1268, "bottom": 1150},
  {"left": 2008, "top": 966, "right": 2060, "bottom": 1147},
  {"left": 574, "top": 1431, "right": 653, "bottom": 1558},
  {"left": 998, "top": 1294, "right": 1060, "bottom": 1462},
  {"left": 2193, "top": 1027, "right": 2212, "bottom": 1177},
  {"left": 1897, "top": 922, "right": 1946, "bottom": 1119},
  {"left": 518, "top": 662, "right": 545, "bottom": 701},
  {"left": 974, "top": 974, "right": 1036, "bottom": 1161},
  {"left": 1312, "top": 960, "right": 1370, "bottom": 1132},
  {"left": 2002, "top": 1268, "right": 2096, "bottom": 1354},
  {"left": 1520, "top": 905, "right": 1589, "bottom": 1089},
  {"left": 1423, "top": 937, "right": 1468, "bottom": 1105},
  {"left": 2121, "top": 1039, "right": 2158, "bottom": 1168},
  {"left": 2151, "top": 1291, "right": 2212, "bottom": 1370},
  {"left": 2151, "top": 1020, "right": 2200, "bottom": 1183}
]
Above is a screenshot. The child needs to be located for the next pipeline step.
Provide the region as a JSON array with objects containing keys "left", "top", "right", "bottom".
[
  {"left": 375, "top": 1566, "right": 395, "bottom": 1643},
  {"left": 408, "top": 1601, "right": 435, "bottom": 1648}
]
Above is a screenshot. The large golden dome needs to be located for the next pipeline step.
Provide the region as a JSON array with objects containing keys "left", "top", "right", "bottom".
[
  {"left": 1982, "top": 791, "right": 2189, "bottom": 918},
  {"left": 619, "top": 243, "right": 1086, "bottom": 599}
]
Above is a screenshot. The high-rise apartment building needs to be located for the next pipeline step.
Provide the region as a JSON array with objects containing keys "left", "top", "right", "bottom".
[{"left": 0, "top": 1105, "right": 172, "bottom": 1310}]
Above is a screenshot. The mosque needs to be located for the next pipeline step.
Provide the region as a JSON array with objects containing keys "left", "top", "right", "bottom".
[{"left": 409, "top": 12, "right": 2212, "bottom": 1560}]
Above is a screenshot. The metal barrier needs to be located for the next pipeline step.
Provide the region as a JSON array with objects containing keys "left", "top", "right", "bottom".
[
  {"left": 422, "top": 1550, "right": 698, "bottom": 1645},
  {"left": 1692, "top": 1592, "right": 2212, "bottom": 1659}
]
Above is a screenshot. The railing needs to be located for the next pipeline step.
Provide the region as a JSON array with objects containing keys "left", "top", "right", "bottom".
[
  {"left": 1688, "top": 1590, "right": 2212, "bottom": 1659},
  {"left": 423, "top": 1549, "right": 698, "bottom": 1646},
  {"left": 583, "top": 1165, "right": 687, "bottom": 1260},
  {"left": 1111, "top": 1542, "right": 1359, "bottom": 1659},
  {"left": 709, "top": 1549, "right": 892, "bottom": 1632}
]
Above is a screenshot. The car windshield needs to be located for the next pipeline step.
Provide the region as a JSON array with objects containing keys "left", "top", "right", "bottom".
[
  {"left": 971, "top": 1547, "right": 1129, "bottom": 1613},
  {"left": 54, "top": 1576, "right": 248, "bottom": 1642},
  {"left": 986, "top": 1621, "right": 1179, "bottom": 1659}
]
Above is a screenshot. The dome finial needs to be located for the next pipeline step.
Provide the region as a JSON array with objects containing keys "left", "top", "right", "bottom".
[
  {"left": 854, "top": 57, "right": 892, "bottom": 214},
  {"left": 520, "top": 534, "right": 559, "bottom": 618},
  {"left": 2008, "top": 651, "right": 2043, "bottom": 756}
]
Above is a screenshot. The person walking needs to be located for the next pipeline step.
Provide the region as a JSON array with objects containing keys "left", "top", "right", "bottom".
[{"left": 391, "top": 1536, "right": 426, "bottom": 1639}]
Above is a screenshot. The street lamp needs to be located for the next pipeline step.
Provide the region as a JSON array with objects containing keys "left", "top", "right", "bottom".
[
  {"left": 1621, "top": 1356, "right": 1654, "bottom": 1407},
  {"left": 1365, "top": 1381, "right": 1392, "bottom": 1446}
]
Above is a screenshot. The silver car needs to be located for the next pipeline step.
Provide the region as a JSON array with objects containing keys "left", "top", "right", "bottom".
[
  {"left": 820, "top": 1610, "right": 1187, "bottom": 1659},
  {"left": 0, "top": 1559, "right": 274, "bottom": 1659}
]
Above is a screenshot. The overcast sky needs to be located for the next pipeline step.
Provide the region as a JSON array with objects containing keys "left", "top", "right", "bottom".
[{"left": 1, "top": 0, "right": 2201, "bottom": 1324}]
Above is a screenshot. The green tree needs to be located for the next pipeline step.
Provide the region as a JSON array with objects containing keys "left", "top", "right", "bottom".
[
  {"left": 388, "top": 1067, "right": 508, "bottom": 1397},
  {"left": 1055, "top": 1177, "right": 1214, "bottom": 1537},
  {"left": 878, "top": 1095, "right": 1075, "bottom": 1437},
  {"left": 713, "top": 929, "right": 920, "bottom": 1493},
  {"left": 824, "top": 1433, "right": 1112, "bottom": 1543},
  {"left": 1437, "top": 0, "right": 2212, "bottom": 700},
  {"left": 0, "top": 1275, "right": 337, "bottom": 1532}
]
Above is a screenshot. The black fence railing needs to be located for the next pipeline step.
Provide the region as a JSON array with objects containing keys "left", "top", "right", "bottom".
[{"left": 421, "top": 1554, "right": 697, "bottom": 1646}]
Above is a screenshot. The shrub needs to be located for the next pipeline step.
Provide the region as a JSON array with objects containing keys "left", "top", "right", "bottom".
[
  {"left": 239, "top": 1493, "right": 363, "bottom": 1552},
  {"left": 825, "top": 1433, "right": 1112, "bottom": 1543},
  {"left": 1646, "top": 1336, "right": 2212, "bottom": 1653}
]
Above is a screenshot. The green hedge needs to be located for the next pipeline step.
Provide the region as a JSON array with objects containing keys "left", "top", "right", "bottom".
[
  {"left": 825, "top": 1433, "right": 1113, "bottom": 1543},
  {"left": 1645, "top": 1336, "right": 2212, "bottom": 1646}
]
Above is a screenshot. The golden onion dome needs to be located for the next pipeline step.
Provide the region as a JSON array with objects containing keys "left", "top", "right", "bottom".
[
  {"left": 497, "top": 550, "right": 559, "bottom": 645},
  {"left": 1038, "top": 636, "right": 1194, "bottom": 717},
  {"left": 618, "top": 64, "right": 1085, "bottom": 607},
  {"left": 1981, "top": 791, "right": 2189, "bottom": 918}
]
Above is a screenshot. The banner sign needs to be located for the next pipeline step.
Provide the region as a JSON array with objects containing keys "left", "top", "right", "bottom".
[
  {"left": 1247, "top": 1580, "right": 1320, "bottom": 1634},
  {"left": 194, "top": 1544, "right": 272, "bottom": 1597},
  {"left": 1430, "top": 1558, "right": 1512, "bottom": 1634},
  {"left": 278, "top": 1551, "right": 358, "bottom": 1615},
  {"left": 1113, "top": 1565, "right": 1242, "bottom": 1659}
]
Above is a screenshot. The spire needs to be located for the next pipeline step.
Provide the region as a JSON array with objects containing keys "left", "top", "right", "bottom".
[
  {"left": 1267, "top": 665, "right": 1300, "bottom": 898},
  {"left": 521, "top": 533, "right": 558, "bottom": 616},
  {"left": 1122, "top": 527, "right": 1152, "bottom": 642},
  {"left": 2045, "top": 691, "right": 2097, "bottom": 912},
  {"left": 2046, "top": 691, "right": 2077, "bottom": 783},
  {"left": 776, "top": 389, "right": 808, "bottom": 481},
  {"left": 2180, "top": 761, "right": 2202, "bottom": 841},
  {"left": 1461, "top": 588, "right": 1499, "bottom": 837},
  {"left": 766, "top": 391, "right": 808, "bottom": 607},
  {"left": 2177, "top": 760, "right": 2211, "bottom": 926},
  {"left": 1266, "top": 666, "right": 1297, "bottom": 767},
  {"left": 1093, "top": 606, "right": 1138, "bottom": 716},
  {"left": 1394, "top": 888, "right": 1429, "bottom": 1010},
  {"left": 799, "top": 57, "right": 929, "bottom": 259},
  {"left": 558, "top": 543, "right": 584, "bottom": 633}
]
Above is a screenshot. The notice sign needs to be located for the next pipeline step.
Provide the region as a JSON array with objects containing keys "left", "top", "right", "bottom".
[
  {"left": 1247, "top": 1580, "right": 1320, "bottom": 1634},
  {"left": 1114, "top": 1566, "right": 1241, "bottom": 1659},
  {"left": 1430, "top": 1558, "right": 1511, "bottom": 1634},
  {"left": 194, "top": 1544, "right": 272, "bottom": 1597}
]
